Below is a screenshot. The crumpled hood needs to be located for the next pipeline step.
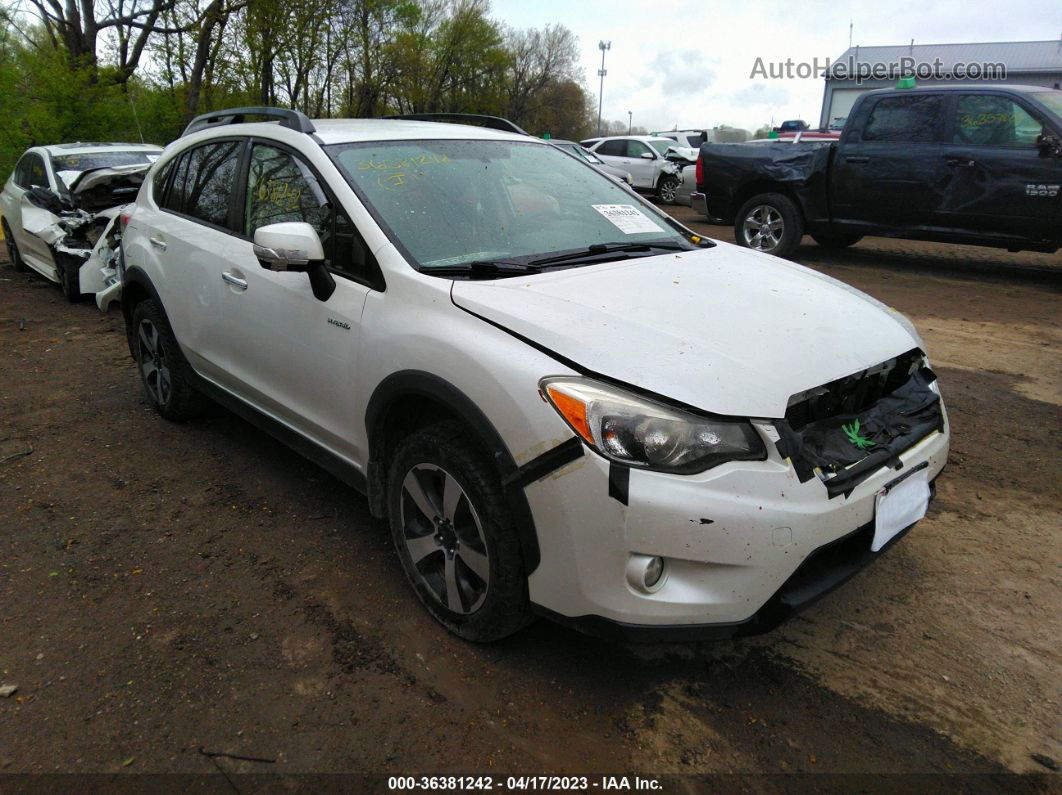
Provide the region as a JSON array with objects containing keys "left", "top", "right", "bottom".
[
  {"left": 61, "top": 163, "right": 152, "bottom": 194},
  {"left": 450, "top": 241, "right": 921, "bottom": 418}
]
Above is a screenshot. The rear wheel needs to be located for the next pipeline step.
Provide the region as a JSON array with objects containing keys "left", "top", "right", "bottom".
[
  {"left": 2, "top": 220, "right": 28, "bottom": 272},
  {"left": 812, "top": 232, "right": 862, "bottom": 249},
  {"left": 734, "top": 193, "right": 804, "bottom": 258},
  {"left": 387, "top": 420, "right": 532, "bottom": 642},
  {"left": 131, "top": 299, "right": 207, "bottom": 421}
]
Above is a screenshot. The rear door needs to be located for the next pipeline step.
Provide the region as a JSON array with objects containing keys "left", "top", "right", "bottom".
[
  {"left": 830, "top": 93, "right": 946, "bottom": 231},
  {"left": 137, "top": 138, "right": 247, "bottom": 386},
  {"left": 212, "top": 140, "right": 376, "bottom": 458},
  {"left": 937, "top": 92, "right": 1062, "bottom": 244}
]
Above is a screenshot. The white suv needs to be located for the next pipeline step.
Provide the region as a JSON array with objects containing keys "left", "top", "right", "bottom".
[
  {"left": 579, "top": 135, "right": 688, "bottom": 203},
  {"left": 119, "top": 107, "right": 949, "bottom": 642}
]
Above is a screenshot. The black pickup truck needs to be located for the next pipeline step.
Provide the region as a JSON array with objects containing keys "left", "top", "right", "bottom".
[{"left": 693, "top": 85, "right": 1062, "bottom": 257}]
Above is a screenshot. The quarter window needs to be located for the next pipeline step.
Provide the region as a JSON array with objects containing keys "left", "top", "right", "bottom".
[
  {"left": 953, "top": 95, "right": 1042, "bottom": 146},
  {"left": 862, "top": 95, "right": 944, "bottom": 143}
]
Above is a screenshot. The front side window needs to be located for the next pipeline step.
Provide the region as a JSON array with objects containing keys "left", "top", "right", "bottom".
[
  {"left": 327, "top": 139, "right": 688, "bottom": 270},
  {"left": 953, "top": 95, "right": 1042, "bottom": 146},
  {"left": 626, "top": 140, "right": 652, "bottom": 158},
  {"left": 646, "top": 139, "right": 675, "bottom": 156},
  {"left": 165, "top": 141, "right": 241, "bottom": 229},
  {"left": 862, "top": 95, "right": 943, "bottom": 143},
  {"left": 16, "top": 153, "right": 48, "bottom": 189},
  {"left": 245, "top": 144, "right": 369, "bottom": 279}
]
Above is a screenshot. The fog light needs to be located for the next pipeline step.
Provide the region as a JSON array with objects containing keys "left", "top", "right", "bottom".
[{"left": 627, "top": 554, "right": 667, "bottom": 593}]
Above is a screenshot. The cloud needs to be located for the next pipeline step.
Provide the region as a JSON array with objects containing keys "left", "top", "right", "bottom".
[
  {"left": 643, "top": 50, "right": 717, "bottom": 97},
  {"left": 732, "top": 82, "right": 791, "bottom": 107}
]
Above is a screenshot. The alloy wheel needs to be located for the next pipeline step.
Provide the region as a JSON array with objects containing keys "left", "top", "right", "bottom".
[
  {"left": 742, "top": 205, "right": 784, "bottom": 251},
  {"left": 659, "top": 178, "right": 678, "bottom": 203},
  {"left": 399, "top": 463, "right": 490, "bottom": 614},
  {"left": 137, "top": 318, "right": 171, "bottom": 407}
]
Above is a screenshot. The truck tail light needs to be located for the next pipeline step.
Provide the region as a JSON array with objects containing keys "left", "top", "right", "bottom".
[{"left": 695, "top": 155, "right": 703, "bottom": 187}]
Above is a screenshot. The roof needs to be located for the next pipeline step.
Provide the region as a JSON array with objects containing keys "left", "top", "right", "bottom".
[
  {"left": 859, "top": 83, "right": 1055, "bottom": 96},
  {"left": 42, "top": 142, "right": 163, "bottom": 155},
  {"left": 309, "top": 118, "right": 533, "bottom": 145},
  {"left": 831, "top": 40, "right": 1062, "bottom": 75}
]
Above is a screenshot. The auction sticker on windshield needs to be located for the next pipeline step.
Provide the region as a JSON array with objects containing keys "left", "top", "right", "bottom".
[{"left": 592, "top": 204, "right": 663, "bottom": 234}]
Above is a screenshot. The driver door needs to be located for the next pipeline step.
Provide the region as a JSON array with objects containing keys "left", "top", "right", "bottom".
[
  {"left": 215, "top": 141, "right": 375, "bottom": 460},
  {"left": 622, "top": 140, "right": 657, "bottom": 188}
]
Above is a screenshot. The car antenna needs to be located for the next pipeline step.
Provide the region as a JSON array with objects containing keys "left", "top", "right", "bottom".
[{"left": 127, "top": 85, "right": 146, "bottom": 144}]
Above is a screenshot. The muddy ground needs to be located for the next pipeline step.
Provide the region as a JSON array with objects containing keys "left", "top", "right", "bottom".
[{"left": 0, "top": 214, "right": 1059, "bottom": 788}]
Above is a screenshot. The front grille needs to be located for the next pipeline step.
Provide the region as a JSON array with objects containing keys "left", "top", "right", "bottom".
[{"left": 784, "top": 349, "right": 923, "bottom": 431}]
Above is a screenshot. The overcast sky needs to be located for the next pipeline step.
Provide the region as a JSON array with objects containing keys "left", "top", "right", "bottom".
[{"left": 491, "top": 0, "right": 1062, "bottom": 132}]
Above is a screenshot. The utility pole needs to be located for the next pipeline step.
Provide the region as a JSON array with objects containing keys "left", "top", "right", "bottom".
[
  {"left": 597, "top": 41, "right": 611, "bottom": 136},
  {"left": 627, "top": 111, "right": 632, "bottom": 134}
]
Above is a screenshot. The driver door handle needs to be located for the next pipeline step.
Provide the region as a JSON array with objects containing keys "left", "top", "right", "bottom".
[
  {"left": 149, "top": 236, "right": 167, "bottom": 250},
  {"left": 222, "top": 271, "right": 248, "bottom": 290}
]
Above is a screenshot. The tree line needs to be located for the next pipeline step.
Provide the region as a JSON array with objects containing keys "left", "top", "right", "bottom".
[{"left": 0, "top": 0, "right": 599, "bottom": 178}]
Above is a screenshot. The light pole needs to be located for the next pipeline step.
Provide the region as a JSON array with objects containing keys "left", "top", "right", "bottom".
[
  {"left": 597, "top": 40, "right": 611, "bottom": 136},
  {"left": 627, "top": 111, "right": 632, "bottom": 134}
]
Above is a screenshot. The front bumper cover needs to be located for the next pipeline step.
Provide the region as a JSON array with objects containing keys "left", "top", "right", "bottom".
[{"left": 533, "top": 476, "right": 936, "bottom": 643}]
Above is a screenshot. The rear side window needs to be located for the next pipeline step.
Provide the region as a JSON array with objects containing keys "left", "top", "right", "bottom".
[
  {"left": 953, "top": 95, "right": 1043, "bottom": 146},
  {"left": 163, "top": 141, "right": 241, "bottom": 229},
  {"left": 862, "top": 95, "right": 944, "bottom": 143},
  {"left": 596, "top": 140, "right": 625, "bottom": 156}
]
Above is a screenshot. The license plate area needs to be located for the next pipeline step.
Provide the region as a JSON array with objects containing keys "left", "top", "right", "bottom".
[{"left": 873, "top": 463, "right": 930, "bottom": 552}]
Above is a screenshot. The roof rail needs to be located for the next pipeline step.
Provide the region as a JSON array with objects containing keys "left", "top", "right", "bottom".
[
  {"left": 182, "top": 106, "right": 317, "bottom": 137},
  {"left": 384, "top": 113, "right": 529, "bottom": 136}
]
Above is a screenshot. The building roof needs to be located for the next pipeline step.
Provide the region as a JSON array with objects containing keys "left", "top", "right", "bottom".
[{"left": 831, "top": 39, "right": 1062, "bottom": 74}]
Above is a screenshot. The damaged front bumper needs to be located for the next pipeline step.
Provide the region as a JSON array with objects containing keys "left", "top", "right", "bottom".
[{"left": 521, "top": 351, "right": 949, "bottom": 636}]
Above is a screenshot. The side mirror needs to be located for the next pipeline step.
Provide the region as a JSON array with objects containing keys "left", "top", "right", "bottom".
[
  {"left": 639, "top": 151, "right": 655, "bottom": 160},
  {"left": 1037, "top": 132, "right": 1061, "bottom": 158},
  {"left": 253, "top": 221, "right": 335, "bottom": 301}
]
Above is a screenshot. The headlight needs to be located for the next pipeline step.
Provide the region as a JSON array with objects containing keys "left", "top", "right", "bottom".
[{"left": 540, "top": 377, "right": 766, "bottom": 474}]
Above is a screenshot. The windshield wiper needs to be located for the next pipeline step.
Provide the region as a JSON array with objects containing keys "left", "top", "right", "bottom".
[
  {"left": 528, "top": 241, "right": 690, "bottom": 268},
  {"left": 421, "top": 260, "right": 541, "bottom": 279}
]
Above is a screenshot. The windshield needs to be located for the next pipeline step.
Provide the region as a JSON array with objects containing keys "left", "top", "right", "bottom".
[
  {"left": 327, "top": 139, "right": 687, "bottom": 269},
  {"left": 1032, "top": 92, "right": 1062, "bottom": 121},
  {"left": 647, "top": 138, "right": 677, "bottom": 156},
  {"left": 51, "top": 151, "right": 158, "bottom": 174}
]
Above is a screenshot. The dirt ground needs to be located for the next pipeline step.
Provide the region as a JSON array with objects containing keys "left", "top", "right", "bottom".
[{"left": 1, "top": 214, "right": 1059, "bottom": 788}]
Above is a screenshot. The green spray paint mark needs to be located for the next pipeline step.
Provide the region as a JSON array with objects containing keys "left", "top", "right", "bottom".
[{"left": 841, "top": 418, "right": 875, "bottom": 450}]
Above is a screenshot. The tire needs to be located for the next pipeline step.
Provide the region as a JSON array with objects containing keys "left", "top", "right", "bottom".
[
  {"left": 2, "top": 220, "right": 28, "bottom": 272},
  {"left": 57, "top": 253, "right": 86, "bottom": 303},
  {"left": 387, "top": 420, "right": 532, "bottom": 642},
  {"left": 131, "top": 299, "right": 207, "bottom": 421},
  {"left": 811, "top": 232, "right": 863, "bottom": 249},
  {"left": 734, "top": 193, "right": 804, "bottom": 258},
  {"left": 657, "top": 175, "right": 680, "bottom": 204}
]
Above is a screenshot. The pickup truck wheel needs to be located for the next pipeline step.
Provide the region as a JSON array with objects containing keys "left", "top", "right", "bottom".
[
  {"left": 811, "top": 233, "right": 862, "bottom": 249},
  {"left": 388, "top": 420, "right": 532, "bottom": 642},
  {"left": 735, "top": 193, "right": 804, "bottom": 258},
  {"left": 657, "top": 175, "right": 680, "bottom": 204},
  {"left": 2, "top": 220, "right": 28, "bottom": 272},
  {"left": 58, "top": 253, "right": 86, "bottom": 303},
  {"left": 131, "top": 299, "right": 207, "bottom": 421}
]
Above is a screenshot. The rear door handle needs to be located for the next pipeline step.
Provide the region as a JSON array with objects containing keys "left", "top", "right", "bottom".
[
  {"left": 149, "top": 236, "right": 167, "bottom": 251},
  {"left": 222, "top": 271, "right": 248, "bottom": 290},
  {"left": 845, "top": 156, "right": 869, "bottom": 164},
  {"left": 945, "top": 156, "right": 976, "bottom": 168}
]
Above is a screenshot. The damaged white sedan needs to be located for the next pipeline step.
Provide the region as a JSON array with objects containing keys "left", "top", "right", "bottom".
[{"left": 1, "top": 142, "right": 162, "bottom": 305}]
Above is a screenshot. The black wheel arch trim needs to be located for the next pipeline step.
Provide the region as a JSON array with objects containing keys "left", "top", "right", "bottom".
[
  {"left": 365, "top": 370, "right": 542, "bottom": 573},
  {"left": 121, "top": 266, "right": 173, "bottom": 358}
]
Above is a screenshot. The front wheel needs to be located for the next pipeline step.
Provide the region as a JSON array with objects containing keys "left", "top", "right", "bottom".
[
  {"left": 657, "top": 175, "right": 680, "bottom": 204},
  {"left": 387, "top": 420, "right": 532, "bottom": 642},
  {"left": 58, "top": 253, "right": 86, "bottom": 303},
  {"left": 734, "top": 193, "right": 804, "bottom": 258}
]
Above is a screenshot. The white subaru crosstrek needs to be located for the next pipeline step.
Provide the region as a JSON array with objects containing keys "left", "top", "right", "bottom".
[{"left": 118, "top": 107, "right": 949, "bottom": 642}]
